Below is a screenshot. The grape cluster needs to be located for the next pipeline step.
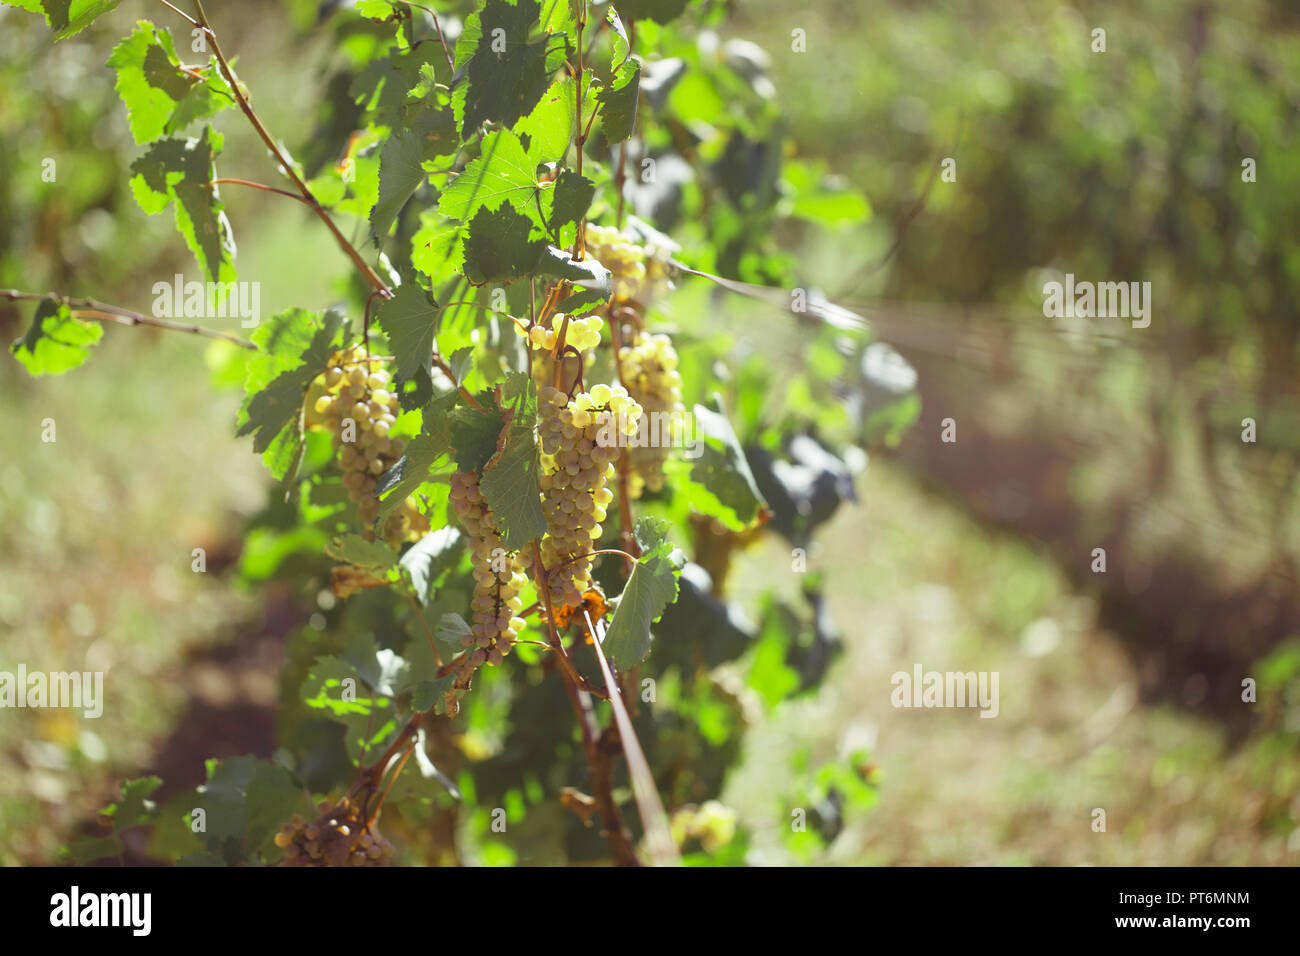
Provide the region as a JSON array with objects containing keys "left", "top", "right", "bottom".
[
  {"left": 313, "top": 346, "right": 429, "bottom": 546},
  {"left": 618, "top": 330, "right": 686, "bottom": 497},
  {"left": 448, "top": 470, "right": 529, "bottom": 676},
  {"left": 520, "top": 312, "right": 603, "bottom": 385},
  {"left": 537, "top": 383, "right": 641, "bottom": 608},
  {"left": 274, "top": 796, "right": 396, "bottom": 866},
  {"left": 585, "top": 225, "right": 674, "bottom": 305}
]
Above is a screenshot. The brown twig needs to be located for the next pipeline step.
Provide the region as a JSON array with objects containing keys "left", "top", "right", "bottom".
[
  {"left": 209, "top": 178, "right": 316, "bottom": 207},
  {"left": 188, "top": 0, "right": 392, "bottom": 299},
  {"left": 2, "top": 290, "right": 255, "bottom": 349}
]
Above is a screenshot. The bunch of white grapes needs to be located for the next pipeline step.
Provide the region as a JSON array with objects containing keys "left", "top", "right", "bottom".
[
  {"left": 520, "top": 312, "right": 603, "bottom": 386},
  {"left": 585, "top": 225, "right": 674, "bottom": 305},
  {"left": 537, "top": 382, "right": 641, "bottom": 608},
  {"left": 618, "top": 330, "right": 686, "bottom": 497},
  {"left": 274, "top": 796, "right": 396, "bottom": 866},
  {"left": 313, "top": 347, "right": 429, "bottom": 545},
  {"left": 447, "top": 470, "right": 529, "bottom": 712},
  {"left": 519, "top": 311, "right": 603, "bottom": 353}
]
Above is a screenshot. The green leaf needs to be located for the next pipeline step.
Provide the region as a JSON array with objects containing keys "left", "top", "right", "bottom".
[
  {"left": 411, "top": 675, "right": 454, "bottom": 714},
  {"left": 602, "top": 516, "right": 684, "bottom": 668},
  {"left": 688, "top": 396, "right": 767, "bottom": 527},
  {"left": 37, "top": 0, "right": 122, "bottom": 40},
  {"left": 462, "top": 203, "right": 548, "bottom": 284},
  {"left": 341, "top": 632, "right": 407, "bottom": 696},
  {"left": 515, "top": 72, "right": 598, "bottom": 165},
  {"left": 458, "top": 0, "right": 557, "bottom": 136},
  {"left": 376, "top": 430, "right": 451, "bottom": 518},
  {"left": 479, "top": 377, "right": 546, "bottom": 549},
  {"left": 194, "top": 757, "right": 308, "bottom": 863},
  {"left": 326, "top": 533, "right": 398, "bottom": 570},
  {"left": 400, "top": 526, "right": 464, "bottom": 604},
  {"left": 62, "top": 774, "right": 164, "bottom": 861},
  {"left": 128, "top": 127, "right": 236, "bottom": 283},
  {"left": 370, "top": 129, "right": 427, "bottom": 242},
  {"left": 615, "top": 0, "right": 691, "bottom": 24},
  {"left": 375, "top": 282, "right": 438, "bottom": 383},
  {"left": 552, "top": 286, "right": 608, "bottom": 316},
  {"left": 607, "top": 7, "right": 630, "bottom": 69},
  {"left": 547, "top": 169, "right": 595, "bottom": 235},
  {"left": 10, "top": 298, "right": 103, "bottom": 376},
  {"left": 236, "top": 308, "right": 346, "bottom": 481},
  {"left": 598, "top": 60, "right": 640, "bottom": 143},
  {"left": 300, "top": 658, "right": 400, "bottom": 762},
  {"left": 353, "top": 44, "right": 450, "bottom": 127},
  {"left": 536, "top": 246, "right": 612, "bottom": 294},
  {"left": 448, "top": 399, "right": 507, "bottom": 474},
  {"left": 435, "top": 612, "right": 473, "bottom": 647},
  {"left": 438, "top": 128, "right": 540, "bottom": 221},
  {"left": 108, "top": 22, "right": 232, "bottom": 144}
]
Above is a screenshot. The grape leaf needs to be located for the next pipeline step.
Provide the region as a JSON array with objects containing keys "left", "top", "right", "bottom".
[
  {"left": 547, "top": 169, "right": 595, "bottom": 235},
  {"left": 108, "top": 22, "right": 232, "bottom": 144},
  {"left": 60, "top": 776, "right": 161, "bottom": 864},
  {"left": 326, "top": 533, "right": 398, "bottom": 571},
  {"left": 352, "top": 44, "right": 450, "bottom": 126},
  {"left": 514, "top": 72, "right": 599, "bottom": 165},
  {"left": 370, "top": 129, "right": 427, "bottom": 243},
  {"left": 300, "top": 657, "right": 401, "bottom": 762},
  {"left": 687, "top": 395, "right": 767, "bottom": 526},
  {"left": 376, "top": 430, "right": 451, "bottom": 518},
  {"left": 341, "top": 632, "right": 407, "bottom": 696},
  {"left": 400, "top": 526, "right": 464, "bottom": 605},
  {"left": 438, "top": 128, "right": 540, "bottom": 221},
  {"left": 479, "top": 377, "right": 547, "bottom": 549},
  {"left": 236, "top": 308, "right": 346, "bottom": 481},
  {"left": 457, "top": 0, "right": 558, "bottom": 136},
  {"left": 129, "top": 127, "right": 236, "bottom": 283},
  {"left": 602, "top": 516, "right": 684, "bottom": 668},
  {"left": 536, "top": 246, "right": 612, "bottom": 294},
  {"left": 435, "top": 612, "right": 473, "bottom": 646},
  {"left": 193, "top": 758, "right": 309, "bottom": 864},
  {"left": 448, "top": 399, "right": 507, "bottom": 473},
  {"left": 462, "top": 203, "right": 548, "bottom": 284},
  {"left": 10, "top": 298, "right": 103, "bottom": 376},
  {"left": 598, "top": 59, "right": 640, "bottom": 143},
  {"left": 375, "top": 282, "right": 438, "bottom": 383},
  {"left": 607, "top": 7, "right": 630, "bottom": 69},
  {"left": 411, "top": 675, "right": 455, "bottom": 714},
  {"left": 26, "top": 0, "right": 122, "bottom": 40}
]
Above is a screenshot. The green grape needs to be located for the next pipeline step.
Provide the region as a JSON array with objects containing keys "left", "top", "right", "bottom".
[
  {"left": 618, "top": 330, "right": 686, "bottom": 497},
  {"left": 314, "top": 345, "right": 429, "bottom": 546},
  {"left": 447, "top": 469, "right": 529, "bottom": 713},
  {"left": 537, "top": 383, "right": 642, "bottom": 609}
]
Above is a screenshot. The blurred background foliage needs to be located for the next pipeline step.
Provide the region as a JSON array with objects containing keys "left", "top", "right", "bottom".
[{"left": 2, "top": 0, "right": 1299, "bottom": 865}]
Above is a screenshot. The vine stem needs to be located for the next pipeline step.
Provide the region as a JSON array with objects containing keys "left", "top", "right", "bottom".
[
  {"left": 530, "top": 542, "right": 609, "bottom": 700},
  {"left": 2, "top": 289, "right": 255, "bottom": 349},
  {"left": 185, "top": 0, "right": 392, "bottom": 299},
  {"left": 209, "top": 178, "right": 315, "bottom": 207},
  {"left": 535, "top": 550, "right": 638, "bottom": 864},
  {"left": 572, "top": 0, "right": 587, "bottom": 260},
  {"left": 584, "top": 611, "right": 680, "bottom": 866}
]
